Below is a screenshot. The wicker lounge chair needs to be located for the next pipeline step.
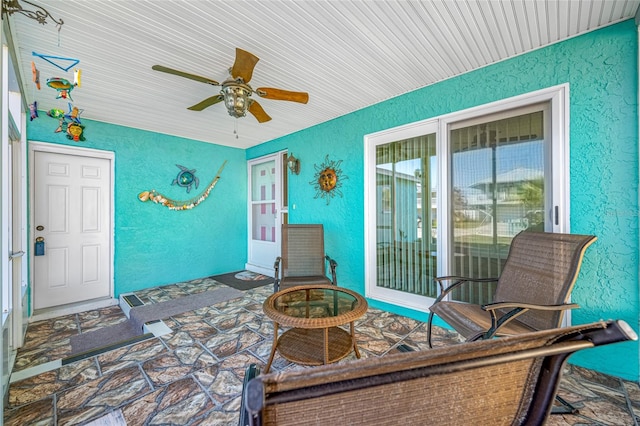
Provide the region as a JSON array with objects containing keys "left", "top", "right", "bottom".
[
  {"left": 239, "top": 320, "right": 636, "bottom": 426},
  {"left": 273, "top": 224, "right": 337, "bottom": 292},
  {"left": 426, "top": 231, "right": 597, "bottom": 348}
]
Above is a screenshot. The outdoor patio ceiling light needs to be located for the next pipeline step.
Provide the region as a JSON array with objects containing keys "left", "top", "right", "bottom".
[
  {"left": 287, "top": 153, "right": 300, "bottom": 175},
  {"left": 222, "top": 81, "right": 252, "bottom": 118}
]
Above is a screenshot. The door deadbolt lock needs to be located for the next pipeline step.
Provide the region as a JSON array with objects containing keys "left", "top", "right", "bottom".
[
  {"left": 36, "top": 225, "right": 44, "bottom": 231},
  {"left": 35, "top": 237, "right": 45, "bottom": 256}
]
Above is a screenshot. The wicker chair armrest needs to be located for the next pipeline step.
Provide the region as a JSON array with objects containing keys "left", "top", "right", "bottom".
[
  {"left": 434, "top": 275, "right": 498, "bottom": 283},
  {"left": 474, "top": 302, "right": 580, "bottom": 340},
  {"left": 482, "top": 302, "right": 580, "bottom": 312}
]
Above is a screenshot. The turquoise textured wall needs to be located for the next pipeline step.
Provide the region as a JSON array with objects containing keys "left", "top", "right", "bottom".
[
  {"left": 248, "top": 21, "right": 639, "bottom": 380},
  {"left": 27, "top": 118, "right": 248, "bottom": 296}
]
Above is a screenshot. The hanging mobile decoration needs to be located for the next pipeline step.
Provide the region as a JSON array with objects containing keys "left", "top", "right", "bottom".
[
  {"left": 46, "top": 108, "right": 63, "bottom": 132},
  {"left": 32, "top": 53, "right": 83, "bottom": 132},
  {"left": 29, "top": 101, "right": 38, "bottom": 121},
  {"left": 29, "top": 62, "right": 40, "bottom": 120},
  {"left": 31, "top": 61, "right": 41, "bottom": 89},
  {"left": 46, "top": 104, "right": 86, "bottom": 141},
  {"left": 65, "top": 103, "right": 82, "bottom": 123},
  {"left": 32, "top": 52, "right": 78, "bottom": 72},
  {"left": 66, "top": 122, "right": 85, "bottom": 142},
  {"left": 47, "top": 108, "right": 65, "bottom": 119},
  {"left": 44, "top": 68, "right": 81, "bottom": 99},
  {"left": 309, "top": 155, "right": 348, "bottom": 205},
  {"left": 46, "top": 77, "right": 76, "bottom": 100},
  {"left": 47, "top": 108, "right": 65, "bottom": 133},
  {"left": 138, "top": 161, "right": 227, "bottom": 211},
  {"left": 54, "top": 118, "right": 65, "bottom": 133}
]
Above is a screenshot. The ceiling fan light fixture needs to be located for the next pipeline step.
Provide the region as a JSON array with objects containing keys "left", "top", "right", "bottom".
[
  {"left": 152, "top": 48, "right": 308, "bottom": 123},
  {"left": 222, "top": 81, "right": 252, "bottom": 118}
]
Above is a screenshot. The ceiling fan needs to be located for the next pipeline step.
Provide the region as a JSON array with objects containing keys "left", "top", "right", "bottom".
[{"left": 152, "top": 48, "right": 309, "bottom": 123}]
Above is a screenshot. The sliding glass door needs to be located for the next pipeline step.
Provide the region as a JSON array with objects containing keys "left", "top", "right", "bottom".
[
  {"left": 365, "top": 86, "right": 568, "bottom": 312},
  {"left": 448, "top": 105, "right": 548, "bottom": 305}
]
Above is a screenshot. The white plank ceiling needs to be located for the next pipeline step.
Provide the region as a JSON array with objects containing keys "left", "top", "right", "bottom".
[{"left": 5, "top": 0, "right": 639, "bottom": 149}]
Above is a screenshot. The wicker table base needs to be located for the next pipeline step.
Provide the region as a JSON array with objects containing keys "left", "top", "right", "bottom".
[
  {"left": 263, "top": 285, "right": 368, "bottom": 373},
  {"left": 277, "top": 327, "right": 353, "bottom": 366}
]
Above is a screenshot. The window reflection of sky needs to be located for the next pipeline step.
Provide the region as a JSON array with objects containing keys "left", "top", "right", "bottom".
[
  {"left": 454, "top": 140, "right": 544, "bottom": 189},
  {"left": 377, "top": 140, "right": 543, "bottom": 191}
]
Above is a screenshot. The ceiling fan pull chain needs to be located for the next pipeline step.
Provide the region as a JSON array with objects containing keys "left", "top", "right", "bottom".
[{"left": 234, "top": 119, "right": 239, "bottom": 139}]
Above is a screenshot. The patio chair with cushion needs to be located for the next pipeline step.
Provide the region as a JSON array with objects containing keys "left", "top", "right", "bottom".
[
  {"left": 273, "top": 224, "right": 337, "bottom": 292},
  {"left": 426, "top": 231, "right": 597, "bottom": 348},
  {"left": 238, "top": 320, "right": 637, "bottom": 426}
]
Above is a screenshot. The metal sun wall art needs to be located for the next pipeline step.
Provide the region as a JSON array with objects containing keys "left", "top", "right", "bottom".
[
  {"left": 138, "top": 161, "right": 227, "bottom": 211},
  {"left": 310, "top": 155, "right": 347, "bottom": 205}
]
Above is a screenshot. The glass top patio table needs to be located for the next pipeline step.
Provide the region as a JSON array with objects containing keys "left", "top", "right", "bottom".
[
  {"left": 262, "top": 284, "right": 368, "bottom": 372},
  {"left": 265, "top": 285, "right": 368, "bottom": 326}
]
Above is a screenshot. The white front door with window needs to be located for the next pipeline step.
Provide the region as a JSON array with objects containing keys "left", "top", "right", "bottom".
[{"left": 31, "top": 143, "right": 113, "bottom": 310}]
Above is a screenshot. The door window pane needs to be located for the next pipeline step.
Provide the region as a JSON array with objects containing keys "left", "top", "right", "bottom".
[
  {"left": 449, "top": 109, "right": 546, "bottom": 304},
  {"left": 375, "top": 134, "right": 438, "bottom": 298},
  {"left": 251, "top": 160, "right": 276, "bottom": 242},
  {"left": 251, "top": 203, "right": 276, "bottom": 242},
  {"left": 251, "top": 160, "right": 276, "bottom": 202}
]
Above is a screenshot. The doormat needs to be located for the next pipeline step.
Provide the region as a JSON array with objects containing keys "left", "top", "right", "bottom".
[
  {"left": 69, "top": 286, "right": 243, "bottom": 356},
  {"left": 209, "top": 270, "right": 273, "bottom": 291}
]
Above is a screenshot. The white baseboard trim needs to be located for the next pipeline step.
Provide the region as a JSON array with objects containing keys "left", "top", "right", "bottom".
[{"left": 31, "top": 297, "right": 119, "bottom": 322}]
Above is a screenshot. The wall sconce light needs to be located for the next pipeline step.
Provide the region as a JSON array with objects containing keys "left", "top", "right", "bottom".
[{"left": 287, "top": 153, "right": 300, "bottom": 175}]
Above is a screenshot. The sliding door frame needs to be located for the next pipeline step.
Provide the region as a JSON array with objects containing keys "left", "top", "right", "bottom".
[{"left": 364, "top": 84, "right": 570, "bottom": 313}]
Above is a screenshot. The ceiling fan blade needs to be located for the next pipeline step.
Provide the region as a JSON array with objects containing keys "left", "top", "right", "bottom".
[
  {"left": 231, "top": 48, "right": 260, "bottom": 83},
  {"left": 187, "top": 95, "right": 224, "bottom": 111},
  {"left": 152, "top": 65, "right": 220, "bottom": 86},
  {"left": 248, "top": 100, "right": 272, "bottom": 123},
  {"left": 256, "top": 87, "right": 309, "bottom": 104}
]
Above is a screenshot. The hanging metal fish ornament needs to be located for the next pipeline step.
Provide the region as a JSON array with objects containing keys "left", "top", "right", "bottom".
[{"left": 46, "top": 77, "right": 75, "bottom": 100}]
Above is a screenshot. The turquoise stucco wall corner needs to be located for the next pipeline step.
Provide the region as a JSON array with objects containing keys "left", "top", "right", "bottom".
[
  {"left": 562, "top": 20, "right": 639, "bottom": 380},
  {"left": 248, "top": 20, "right": 639, "bottom": 381},
  {"left": 27, "top": 116, "right": 248, "bottom": 297}
]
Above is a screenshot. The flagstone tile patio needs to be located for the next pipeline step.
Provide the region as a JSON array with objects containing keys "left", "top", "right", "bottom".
[{"left": 4, "top": 277, "right": 639, "bottom": 425}]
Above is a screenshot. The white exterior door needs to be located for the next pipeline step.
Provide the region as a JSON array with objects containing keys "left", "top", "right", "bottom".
[
  {"left": 245, "top": 152, "right": 286, "bottom": 276},
  {"left": 31, "top": 144, "right": 113, "bottom": 310}
]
